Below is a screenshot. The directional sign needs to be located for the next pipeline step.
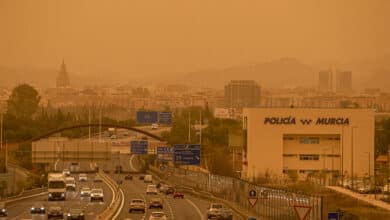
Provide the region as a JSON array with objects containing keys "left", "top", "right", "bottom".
[
  {"left": 158, "top": 112, "right": 172, "bottom": 125},
  {"left": 328, "top": 212, "right": 339, "bottom": 220},
  {"left": 157, "top": 146, "right": 174, "bottom": 162},
  {"left": 293, "top": 205, "right": 312, "bottom": 220},
  {"left": 136, "top": 111, "right": 158, "bottom": 124},
  {"left": 130, "top": 140, "right": 148, "bottom": 154},
  {"left": 173, "top": 144, "right": 201, "bottom": 165}
]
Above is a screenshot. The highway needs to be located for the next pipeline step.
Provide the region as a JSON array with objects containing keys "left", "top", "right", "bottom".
[{"left": 2, "top": 173, "right": 113, "bottom": 220}]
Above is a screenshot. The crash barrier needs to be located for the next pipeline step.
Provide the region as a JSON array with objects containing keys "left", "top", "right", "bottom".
[
  {"left": 94, "top": 171, "right": 124, "bottom": 220},
  {"left": 3, "top": 187, "right": 47, "bottom": 205},
  {"left": 151, "top": 166, "right": 323, "bottom": 220}
]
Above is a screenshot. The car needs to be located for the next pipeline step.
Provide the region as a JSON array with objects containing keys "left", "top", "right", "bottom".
[
  {"left": 165, "top": 186, "right": 175, "bottom": 195},
  {"left": 144, "top": 174, "right": 153, "bottom": 183},
  {"left": 62, "top": 169, "right": 70, "bottom": 176},
  {"left": 149, "top": 211, "right": 167, "bottom": 220},
  {"left": 139, "top": 174, "right": 145, "bottom": 180},
  {"left": 31, "top": 202, "right": 46, "bottom": 214},
  {"left": 90, "top": 188, "right": 104, "bottom": 202},
  {"left": 129, "top": 199, "right": 146, "bottom": 213},
  {"left": 207, "top": 203, "right": 233, "bottom": 220},
  {"left": 151, "top": 123, "right": 159, "bottom": 130},
  {"left": 80, "top": 187, "right": 91, "bottom": 197},
  {"left": 78, "top": 173, "right": 88, "bottom": 182},
  {"left": 47, "top": 206, "right": 63, "bottom": 219},
  {"left": 115, "top": 165, "right": 122, "bottom": 174},
  {"left": 173, "top": 191, "right": 184, "bottom": 199},
  {"left": 67, "top": 208, "right": 85, "bottom": 220},
  {"left": 66, "top": 176, "right": 76, "bottom": 191},
  {"left": 0, "top": 202, "right": 7, "bottom": 217},
  {"left": 149, "top": 198, "right": 163, "bottom": 209},
  {"left": 93, "top": 175, "right": 103, "bottom": 182},
  {"left": 146, "top": 184, "right": 158, "bottom": 195},
  {"left": 125, "top": 174, "right": 133, "bottom": 180}
]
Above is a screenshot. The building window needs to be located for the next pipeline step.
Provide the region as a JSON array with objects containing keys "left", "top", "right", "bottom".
[
  {"left": 299, "top": 137, "right": 320, "bottom": 144},
  {"left": 299, "top": 154, "right": 320, "bottom": 160}
]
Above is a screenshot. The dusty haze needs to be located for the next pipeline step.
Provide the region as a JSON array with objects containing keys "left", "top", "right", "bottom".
[{"left": 0, "top": 0, "right": 389, "bottom": 88}]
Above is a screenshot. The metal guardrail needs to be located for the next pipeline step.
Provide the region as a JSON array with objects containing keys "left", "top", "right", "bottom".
[
  {"left": 94, "top": 171, "right": 124, "bottom": 220},
  {"left": 2, "top": 187, "right": 47, "bottom": 205},
  {"left": 149, "top": 169, "right": 248, "bottom": 220}
]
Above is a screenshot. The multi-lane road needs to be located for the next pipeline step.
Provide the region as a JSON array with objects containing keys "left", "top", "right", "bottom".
[{"left": 2, "top": 173, "right": 112, "bottom": 220}]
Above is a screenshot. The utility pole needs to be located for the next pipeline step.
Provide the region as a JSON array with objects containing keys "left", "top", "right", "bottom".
[
  {"left": 351, "top": 126, "right": 356, "bottom": 190},
  {"left": 99, "top": 104, "right": 102, "bottom": 142},
  {"left": 188, "top": 111, "right": 191, "bottom": 142},
  {"left": 199, "top": 110, "right": 202, "bottom": 145},
  {"left": 88, "top": 103, "right": 91, "bottom": 142}
]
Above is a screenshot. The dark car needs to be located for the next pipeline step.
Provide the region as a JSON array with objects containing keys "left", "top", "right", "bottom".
[
  {"left": 0, "top": 202, "right": 7, "bottom": 217},
  {"left": 165, "top": 186, "right": 175, "bottom": 195},
  {"left": 67, "top": 208, "right": 85, "bottom": 220},
  {"left": 93, "top": 175, "right": 103, "bottom": 182},
  {"left": 47, "top": 206, "right": 63, "bottom": 219},
  {"left": 149, "top": 198, "right": 163, "bottom": 209},
  {"left": 125, "top": 174, "right": 133, "bottom": 180},
  {"left": 173, "top": 191, "right": 184, "bottom": 199},
  {"left": 139, "top": 174, "right": 145, "bottom": 180},
  {"left": 30, "top": 203, "right": 46, "bottom": 214}
]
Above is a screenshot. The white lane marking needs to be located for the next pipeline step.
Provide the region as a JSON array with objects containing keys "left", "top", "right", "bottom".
[
  {"left": 129, "top": 154, "right": 138, "bottom": 172},
  {"left": 185, "top": 198, "right": 205, "bottom": 220},
  {"left": 112, "top": 188, "right": 125, "bottom": 220},
  {"left": 165, "top": 197, "right": 175, "bottom": 220}
]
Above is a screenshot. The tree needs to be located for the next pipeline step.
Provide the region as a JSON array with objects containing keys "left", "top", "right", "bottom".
[{"left": 6, "top": 84, "right": 40, "bottom": 120}]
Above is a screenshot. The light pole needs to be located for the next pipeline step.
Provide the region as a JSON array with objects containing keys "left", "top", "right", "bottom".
[{"left": 351, "top": 126, "right": 357, "bottom": 190}]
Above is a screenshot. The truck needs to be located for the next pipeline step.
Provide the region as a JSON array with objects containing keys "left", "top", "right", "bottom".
[{"left": 48, "top": 173, "right": 66, "bottom": 201}]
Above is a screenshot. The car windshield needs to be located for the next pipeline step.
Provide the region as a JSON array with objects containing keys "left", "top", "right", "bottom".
[
  {"left": 80, "top": 174, "right": 87, "bottom": 177},
  {"left": 152, "top": 212, "right": 165, "bottom": 217},
  {"left": 81, "top": 187, "right": 90, "bottom": 191},
  {"left": 92, "top": 189, "right": 103, "bottom": 193},
  {"left": 132, "top": 199, "right": 144, "bottom": 203},
  {"left": 48, "top": 181, "right": 65, "bottom": 188},
  {"left": 49, "top": 206, "right": 61, "bottom": 211},
  {"left": 152, "top": 198, "right": 161, "bottom": 202},
  {"left": 70, "top": 209, "right": 82, "bottom": 214},
  {"left": 212, "top": 204, "right": 223, "bottom": 209}
]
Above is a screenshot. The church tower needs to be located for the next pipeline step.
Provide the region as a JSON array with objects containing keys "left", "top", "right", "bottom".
[{"left": 56, "top": 60, "right": 70, "bottom": 88}]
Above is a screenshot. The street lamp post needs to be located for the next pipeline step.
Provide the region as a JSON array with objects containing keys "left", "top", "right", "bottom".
[{"left": 351, "top": 126, "right": 357, "bottom": 190}]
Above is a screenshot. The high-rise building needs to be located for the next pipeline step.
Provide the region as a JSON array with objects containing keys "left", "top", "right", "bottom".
[
  {"left": 336, "top": 71, "right": 352, "bottom": 93},
  {"left": 318, "top": 71, "right": 332, "bottom": 92},
  {"left": 224, "top": 80, "right": 261, "bottom": 108},
  {"left": 56, "top": 60, "right": 70, "bottom": 88}
]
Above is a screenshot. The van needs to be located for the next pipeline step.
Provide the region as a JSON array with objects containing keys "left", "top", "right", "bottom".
[{"left": 144, "top": 175, "right": 153, "bottom": 183}]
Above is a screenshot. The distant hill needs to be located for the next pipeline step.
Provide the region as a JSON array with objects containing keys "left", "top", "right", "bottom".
[{"left": 175, "top": 57, "right": 317, "bottom": 88}]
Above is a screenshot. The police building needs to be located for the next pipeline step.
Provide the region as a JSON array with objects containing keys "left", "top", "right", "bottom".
[{"left": 242, "top": 108, "right": 374, "bottom": 182}]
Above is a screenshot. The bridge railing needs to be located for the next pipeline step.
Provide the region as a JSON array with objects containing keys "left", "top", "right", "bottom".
[{"left": 151, "top": 166, "right": 323, "bottom": 220}]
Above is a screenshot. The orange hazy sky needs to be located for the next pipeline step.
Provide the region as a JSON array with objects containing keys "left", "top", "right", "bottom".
[{"left": 0, "top": 0, "right": 388, "bottom": 74}]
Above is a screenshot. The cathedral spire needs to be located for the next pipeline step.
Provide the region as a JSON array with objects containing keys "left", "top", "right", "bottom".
[{"left": 56, "top": 60, "right": 70, "bottom": 88}]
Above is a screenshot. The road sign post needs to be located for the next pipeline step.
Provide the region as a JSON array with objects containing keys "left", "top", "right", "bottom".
[
  {"left": 293, "top": 205, "right": 312, "bottom": 220},
  {"left": 248, "top": 189, "right": 258, "bottom": 207},
  {"left": 173, "top": 144, "right": 201, "bottom": 165}
]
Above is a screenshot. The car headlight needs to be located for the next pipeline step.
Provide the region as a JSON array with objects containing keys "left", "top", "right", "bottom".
[
  {"left": 41, "top": 207, "right": 45, "bottom": 210},
  {"left": 80, "top": 213, "right": 84, "bottom": 216},
  {"left": 31, "top": 207, "right": 35, "bottom": 210},
  {"left": 61, "top": 193, "right": 65, "bottom": 197},
  {"left": 67, "top": 213, "right": 71, "bottom": 216},
  {"left": 1, "top": 209, "right": 6, "bottom": 212},
  {"left": 49, "top": 193, "right": 53, "bottom": 197}
]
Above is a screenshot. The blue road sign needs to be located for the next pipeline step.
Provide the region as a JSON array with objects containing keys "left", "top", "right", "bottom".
[
  {"left": 130, "top": 140, "right": 148, "bottom": 154},
  {"left": 136, "top": 111, "right": 158, "bottom": 124},
  {"left": 328, "top": 212, "right": 339, "bottom": 220},
  {"left": 173, "top": 144, "right": 201, "bottom": 165},
  {"left": 158, "top": 112, "right": 172, "bottom": 125},
  {"left": 157, "top": 146, "right": 174, "bottom": 162}
]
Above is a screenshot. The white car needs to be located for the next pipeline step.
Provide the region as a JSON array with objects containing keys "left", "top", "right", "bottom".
[
  {"left": 65, "top": 177, "right": 76, "bottom": 191},
  {"left": 78, "top": 173, "right": 88, "bottom": 182},
  {"left": 80, "top": 187, "right": 91, "bottom": 197},
  {"left": 149, "top": 211, "right": 167, "bottom": 220},
  {"left": 62, "top": 169, "right": 70, "bottom": 176},
  {"left": 146, "top": 185, "right": 158, "bottom": 195},
  {"left": 90, "top": 188, "right": 104, "bottom": 202},
  {"left": 151, "top": 123, "right": 159, "bottom": 130}
]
